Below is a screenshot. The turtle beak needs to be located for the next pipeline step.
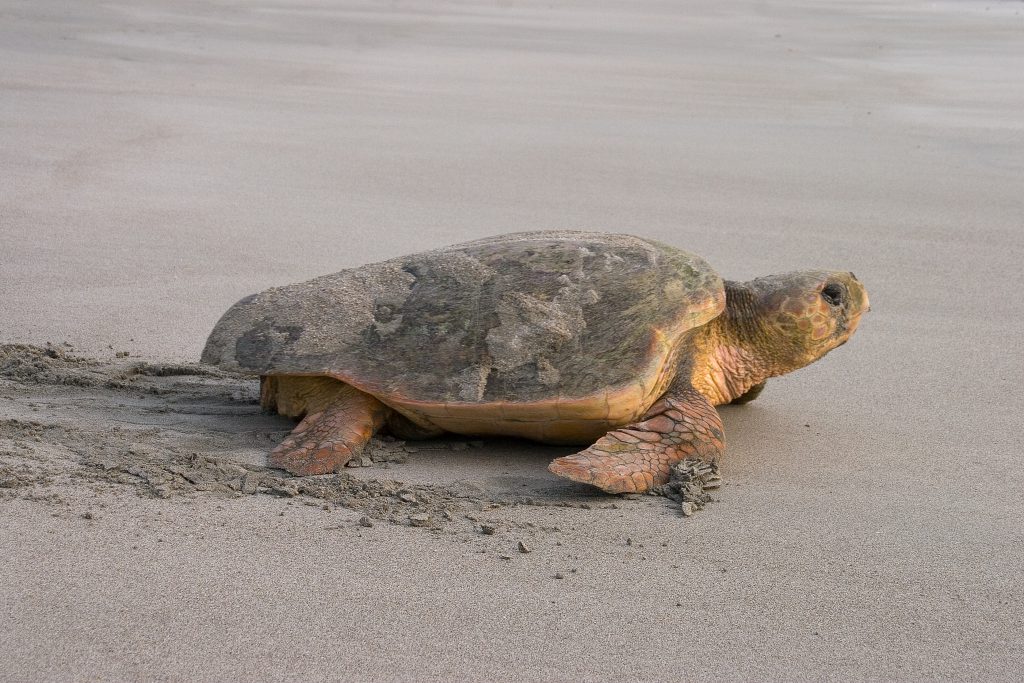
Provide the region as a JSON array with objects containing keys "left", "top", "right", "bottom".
[{"left": 848, "top": 272, "right": 870, "bottom": 313}]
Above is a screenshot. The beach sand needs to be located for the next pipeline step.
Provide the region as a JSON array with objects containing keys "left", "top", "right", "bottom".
[{"left": 2, "top": 0, "right": 1022, "bottom": 680}]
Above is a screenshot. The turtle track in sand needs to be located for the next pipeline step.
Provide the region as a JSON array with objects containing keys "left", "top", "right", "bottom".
[{"left": 2, "top": 343, "right": 677, "bottom": 531}]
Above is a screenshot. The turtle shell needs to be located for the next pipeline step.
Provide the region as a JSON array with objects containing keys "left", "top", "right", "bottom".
[{"left": 202, "top": 231, "right": 724, "bottom": 438}]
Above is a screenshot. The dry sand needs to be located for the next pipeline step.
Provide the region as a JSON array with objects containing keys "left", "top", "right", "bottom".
[{"left": 2, "top": 0, "right": 1023, "bottom": 680}]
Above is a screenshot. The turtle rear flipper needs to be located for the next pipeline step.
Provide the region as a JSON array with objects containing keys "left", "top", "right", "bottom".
[
  {"left": 548, "top": 387, "right": 724, "bottom": 494},
  {"left": 265, "top": 377, "right": 388, "bottom": 475}
]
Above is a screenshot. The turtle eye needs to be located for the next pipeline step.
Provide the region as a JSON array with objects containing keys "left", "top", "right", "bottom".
[{"left": 821, "top": 283, "right": 844, "bottom": 306}]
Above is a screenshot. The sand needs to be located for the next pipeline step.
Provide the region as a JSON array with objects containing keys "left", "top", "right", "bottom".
[{"left": 2, "top": 0, "right": 1023, "bottom": 680}]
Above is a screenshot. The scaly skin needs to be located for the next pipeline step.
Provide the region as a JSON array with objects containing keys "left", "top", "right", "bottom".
[
  {"left": 547, "top": 388, "right": 723, "bottom": 493},
  {"left": 263, "top": 376, "right": 387, "bottom": 475}
]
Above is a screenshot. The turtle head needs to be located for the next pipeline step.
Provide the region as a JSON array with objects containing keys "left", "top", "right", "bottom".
[{"left": 734, "top": 270, "right": 870, "bottom": 375}]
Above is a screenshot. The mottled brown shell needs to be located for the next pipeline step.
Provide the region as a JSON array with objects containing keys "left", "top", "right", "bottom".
[{"left": 202, "top": 232, "right": 724, "bottom": 420}]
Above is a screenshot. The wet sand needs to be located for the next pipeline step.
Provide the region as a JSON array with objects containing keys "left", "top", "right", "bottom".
[{"left": 2, "top": 0, "right": 1023, "bottom": 680}]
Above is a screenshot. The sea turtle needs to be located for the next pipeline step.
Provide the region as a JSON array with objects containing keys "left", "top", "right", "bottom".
[{"left": 201, "top": 231, "right": 869, "bottom": 494}]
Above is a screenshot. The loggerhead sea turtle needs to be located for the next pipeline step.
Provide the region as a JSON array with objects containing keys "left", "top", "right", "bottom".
[{"left": 201, "top": 231, "right": 869, "bottom": 494}]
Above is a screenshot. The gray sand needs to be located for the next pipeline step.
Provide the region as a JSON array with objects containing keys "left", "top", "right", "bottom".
[{"left": 2, "top": 0, "right": 1023, "bottom": 680}]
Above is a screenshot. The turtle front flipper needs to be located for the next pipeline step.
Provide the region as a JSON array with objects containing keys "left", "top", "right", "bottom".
[
  {"left": 265, "top": 377, "right": 388, "bottom": 475},
  {"left": 548, "top": 387, "right": 724, "bottom": 494}
]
